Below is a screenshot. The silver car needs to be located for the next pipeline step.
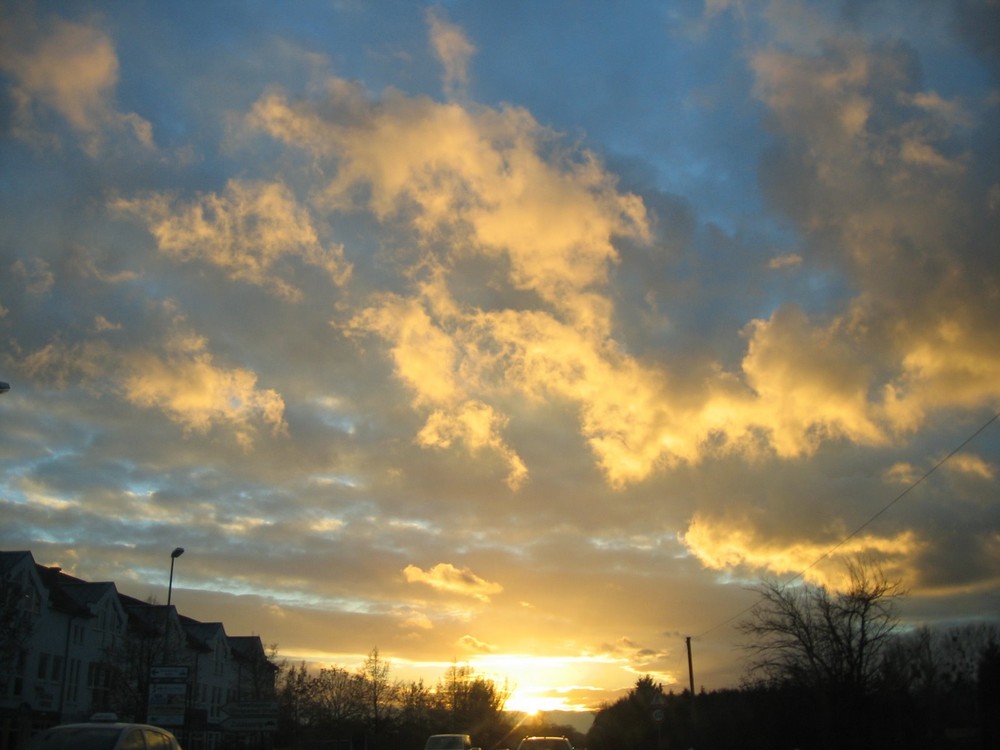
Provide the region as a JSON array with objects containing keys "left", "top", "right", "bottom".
[{"left": 24, "top": 722, "right": 183, "bottom": 749}]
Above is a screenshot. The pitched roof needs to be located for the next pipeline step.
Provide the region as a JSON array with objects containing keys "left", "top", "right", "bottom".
[
  {"left": 180, "top": 618, "right": 227, "bottom": 649},
  {"left": 58, "top": 581, "right": 119, "bottom": 610},
  {"left": 0, "top": 550, "right": 33, "bottom": 575}
]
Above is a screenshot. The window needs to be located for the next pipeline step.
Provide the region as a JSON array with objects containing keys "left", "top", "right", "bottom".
[
  {"left": 214, "top": 642, "right": 226, "bottom": 676},
  {"left": 12, "top": 651, "right": 26, "bottom": 697},
  {"left": 37, "top": 653, "right": 49, "bottom": 680},
  {"left": 51, "top": 655, "right": 63, "bottom": 681},
  {"left": 66, "top": 659, "right": 80, "bottom": 702},
  {"left": 22, "top": 574, "right": 40, "bottom": 615},
  {"left": 145, "top": 729, "right": 174, "bottom": 748},
  {"left": 88, "top": 663, "right": 110, "bottom": 707},
  {"left": 120, "top": 729, "right": 146, "bottom": 750}
]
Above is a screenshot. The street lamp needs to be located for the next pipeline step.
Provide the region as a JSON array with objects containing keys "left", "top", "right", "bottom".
[{"left": 167, "top": 547, "right": 184, "bottom": 607}]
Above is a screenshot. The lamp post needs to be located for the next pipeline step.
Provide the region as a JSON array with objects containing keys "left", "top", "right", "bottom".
[{"left": 167, "top": 547, "right": 184, "bottom": 607}]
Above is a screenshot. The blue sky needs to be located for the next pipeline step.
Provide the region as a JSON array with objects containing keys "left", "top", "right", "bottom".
[{"left": 2, "top": 0, "right": 999, "bottom": 715}]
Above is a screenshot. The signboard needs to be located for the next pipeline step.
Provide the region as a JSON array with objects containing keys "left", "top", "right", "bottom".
[
  {"left": 148, "top": 682, "right": 186, "bottom": 726},
  {"left": 148, "top": 665, "right": 189, "bottom": 727},
  {"left": 151, "top": 666, "right": 189, "bottom": 680},
  {"left": 220, "top": 700, "right": 278, "bottom": 733},
  {"left": 221, "top": 716, "right": 278, "bottom": 731}
]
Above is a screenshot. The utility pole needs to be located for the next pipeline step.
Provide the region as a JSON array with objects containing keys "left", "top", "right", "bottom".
[
  {"left": 686, "top": 636, "right": 695, "bottom": 696},
  {"left": 686, "top": 636, "right": 696, "bottom": 745}
]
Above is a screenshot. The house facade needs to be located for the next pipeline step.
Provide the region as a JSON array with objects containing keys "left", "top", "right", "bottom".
[{"left": 1, "top": 551, "right": 277, "bottom": 750}]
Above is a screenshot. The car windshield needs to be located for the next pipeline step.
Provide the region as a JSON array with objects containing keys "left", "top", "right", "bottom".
[
  {"left": 521, "top": 742, "right": 570, "bottom": 750},
  {"left": 26, "top": 726, "right": 123, "bottom": 750}
]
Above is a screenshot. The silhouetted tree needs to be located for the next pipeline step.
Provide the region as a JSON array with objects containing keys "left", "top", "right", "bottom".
[
  {"left": 396, "top": 678, "right": 436, "bottom": 748},
  {"left": 738, "top": 557, "right": 904, "bottom": 746},
  {"left": 360, "top": 647, "right": 400, "bottom": 747},
  {"left": 978, "top": 637, "right": 1000, "bottom": 750},
  {"left": 273, "top": 652, "right": 513, "bottom": 749},
  {"left": 877, "top": 622, "right": 1000, "bottom": 747},
  {"left": 435, "top": 663, "right": 510, "bottom": 747},
  {"left": 587, "top": 675, "right": 666, "bottom": 750},
  {"left": 276, "top": 661, "right": 312, "bottom": 745},
  {"left": 310, "top": 665, "right": 366, "bottom": 728}
]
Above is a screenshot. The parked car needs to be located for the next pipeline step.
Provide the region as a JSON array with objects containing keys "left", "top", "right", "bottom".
[
  {"left": 516, "top": 737, "right": 574, "bottom": 750},
  {"left": 23, "top": 721, "right": 183, "bottom": 749},
  {"left": 424, "top": 733, "right": 480, "bottom": 750}
]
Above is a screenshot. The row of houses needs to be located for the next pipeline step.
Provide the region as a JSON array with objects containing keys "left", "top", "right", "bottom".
[{"left": 0, "top": 550, "right": 278, "bottom": 750}]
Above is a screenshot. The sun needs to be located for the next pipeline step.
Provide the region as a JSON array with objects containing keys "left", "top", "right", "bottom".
[
  {"left": 505, "top": 692, "right": 570, "bottom": 716},
  {"left": 469, "top": 653, "right": 592, "bottom": 716}
]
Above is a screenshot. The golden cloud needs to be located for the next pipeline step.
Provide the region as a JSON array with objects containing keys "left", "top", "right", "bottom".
[
  {"left": 457, "top": 634, "right": 497, "bottom": 654},
  {"left": 403, "top": 562, "right": 503, "bottom": 602},
  {"left": 740, "top": 305, "right": 886, "bottom": 455},
  {"left": 945, "top": 453, "right": 996, "bottom": 481},
  {"left": 750, "top": 33, "right": 1000, "bottom": 438},
  {"left": 680, "top": 513, "right": 922, "bottom": 588},
  {"left": 885, "top": 317, "right": 1000, "bottom": 426},
  {"left": 14, "top": 324, "right": 286, "bottom": 449},
  {"left": 416, "top": 401, "right": 528, "bottom": 490},
  {"left": 249, "top": 44, "right": 1000, "bottom": 491},
  {"left": 397, "top": 609, "right": 434, "bottom": 631},
  {"left": 120, "top": 329, "right": 287, "bottom": 448},
  {"left": 112, "top": 179, "right": 350, "bottom": 300}
]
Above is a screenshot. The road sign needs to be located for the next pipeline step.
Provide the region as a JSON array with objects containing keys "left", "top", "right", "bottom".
[
  {"left": 221, "top": 716, "right": 278, "bottom": 732},
  {"left": 221, "top": 700, "right": 278, "bottom": 717},
  {"left": 148, "top": 683, "right": 186, "bottom": 727},
  {"left": 148, "top": 666, "right": 189, "bottom": 727},
  {"left": 151, "top": 666, "right": 189, "bottom": 681}
]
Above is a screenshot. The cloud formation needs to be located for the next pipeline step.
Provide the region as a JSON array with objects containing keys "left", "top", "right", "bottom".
[
  {"left": 403, "top": 563, "right": 503, "bottom": 602},
  {"left": 1, "top": 0, "right": 998, "bottom": 712},
  {"left": 0, "top": 15, "right": 152, "bottom": 153},
  {"left": 113, "top": 180, "right": 351, "bottom": 301}
]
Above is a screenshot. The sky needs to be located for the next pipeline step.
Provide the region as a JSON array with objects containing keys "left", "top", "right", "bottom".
[{"left": 1, "top": 0, "right": 999, "bottom": 720}]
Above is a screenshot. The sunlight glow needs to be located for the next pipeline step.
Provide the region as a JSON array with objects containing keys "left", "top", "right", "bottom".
[{"left": 506, "top": 692, "right": 575, "bottom": 715}]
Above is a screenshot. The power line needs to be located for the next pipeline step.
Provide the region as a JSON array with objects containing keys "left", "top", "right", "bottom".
[{"left": 691, "top": 408, "right": 1000, "bottom": 641}]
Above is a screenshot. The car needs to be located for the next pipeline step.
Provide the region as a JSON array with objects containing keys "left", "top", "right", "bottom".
[
  {"left": 516, "top": 737, "right": 574, "bottom": 750},
  {"left": 424, "top": 733, "right": 480, "bottom": 750},
  {"left": 23, "top": 721, "right": 183, "bottom": 749}
]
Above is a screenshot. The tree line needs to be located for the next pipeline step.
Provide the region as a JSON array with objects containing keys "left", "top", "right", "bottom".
[
  {"left": 272, "top": 650, "right": 584, "bottom": 750},
  {"left": 586, "top": 558, "right": 1000, "bottom": 750}
]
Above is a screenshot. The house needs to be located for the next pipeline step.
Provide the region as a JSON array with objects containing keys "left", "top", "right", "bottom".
[{"left": 1, "top": 551, "right": 277, "bottom": 750}]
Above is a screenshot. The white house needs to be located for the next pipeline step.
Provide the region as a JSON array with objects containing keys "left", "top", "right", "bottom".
[{"left": 1, "top": 551, "right": 277, "bottom": 750}]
